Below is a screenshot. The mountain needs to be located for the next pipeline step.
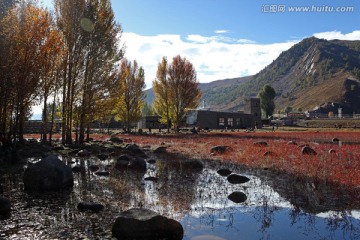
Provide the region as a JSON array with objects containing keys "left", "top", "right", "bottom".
[{"left": 146, "top": 37, "right": 360, "bottom": 114}]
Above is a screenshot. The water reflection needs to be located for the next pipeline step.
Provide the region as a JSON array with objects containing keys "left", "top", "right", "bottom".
[{"left": 0, "top": 155, "right": 360, "bottom": 239}]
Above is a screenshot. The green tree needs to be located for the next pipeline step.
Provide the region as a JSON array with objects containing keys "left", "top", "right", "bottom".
[{"left": 259, "top": 84, "right": 276, "bottom": 118}]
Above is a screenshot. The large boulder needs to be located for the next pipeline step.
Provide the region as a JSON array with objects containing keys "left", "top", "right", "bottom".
[
  {"left": 112, "top": 208, "right": 183, "bottom": 240},
  {"left": 115, "top": 155, "right": 131, "bottom": 171},
  {"left": 0, "top": 196, "right": 11, "bottom": 215},
  {"left": 129, "top": 158, "right": 147, "bottom": 172},
  {"left": 125, "top": 144, "right": 147, "bottom": 157},
  {"left": 23, "top": 155, "right": 74, "bottom": 192}
]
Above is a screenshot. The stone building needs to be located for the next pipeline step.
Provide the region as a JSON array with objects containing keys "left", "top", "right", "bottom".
[
  {"left": 137, "top": 116, "right": 162, "bottom": 130},
  {"left": 137, "top": 98, "right": 262, "bottom": 130},
  {"left": 186, "top": 98, "right": 262, "bottom": 129}
]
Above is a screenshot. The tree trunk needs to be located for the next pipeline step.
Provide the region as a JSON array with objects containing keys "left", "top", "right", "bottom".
[
  {"left": 61, "top": 60, "right": 67, "bottom": 144},
  {"left": 49, "top": 94, "right": 56, "bottom": 144},
  {"left": 42, "top": 94, "right": 48, "bottom": 143}
]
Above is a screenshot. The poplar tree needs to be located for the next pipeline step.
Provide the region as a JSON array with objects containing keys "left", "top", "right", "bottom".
[
  {"left": 115, "top": 59, "right": 146, "bottom": 132},
  {"left": 168, "top": 55, "right": 202, "bottom": 130},
  {"left": 78, "top": 0, "right": 122, "bottom": 144},
  {"left": 1, "top": 2, "right": 61, "bottom": 142},
  {"left": 153, "top": 55, "right": 202, "bottom": 131},
  {"left": 153, "top": 57, "right": 172, "bottom": 132}
]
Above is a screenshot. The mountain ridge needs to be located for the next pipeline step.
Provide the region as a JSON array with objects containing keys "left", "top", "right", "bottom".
[{"left": 146, "top": 37, "right": 360, "bottom": 114}]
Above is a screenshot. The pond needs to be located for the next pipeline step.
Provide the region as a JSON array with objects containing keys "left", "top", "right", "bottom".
[{"left": 1, "top": 154, "right": 360, "bottom": 240}]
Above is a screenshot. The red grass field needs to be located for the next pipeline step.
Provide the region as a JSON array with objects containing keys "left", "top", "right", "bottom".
[
  {"left": 123, "top": 130, "right": 360, "bottom": 188},
  {"left": 26, "top": 130, "right": 360, "bottom": 188}
]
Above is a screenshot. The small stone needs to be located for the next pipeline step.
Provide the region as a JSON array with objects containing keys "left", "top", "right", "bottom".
[
  {"left": 287, "top": 141, "right": 297, "bottom": 145},
  {"left": 228, "top": 192, "right": 247, "bottom": 203},
  {"left": 210, "top": 146, "right": 231, "bottom": 154},
  {"left": 77, "top": 201, "right": 104, "bottom": 212},
  {"left": 254, "top": 141, "right": 268, "bottom": 147},
  {"left": 95, "top": 171, "right": 110, "bottom": 177},
  {"left": 227, "top": 174, "right": 250, "bottom": 184},
  {"left": 302, "top": 146, "right": 317, "bottom": 155},
  {"left": 144, "top": 176, "right": 159, "bottom": 182},
  {"left": 217, "top": 169, "right": 232, "bottom": 177},
  {"left": 264, "top": 151, "right": 277, "bottom": 157}
]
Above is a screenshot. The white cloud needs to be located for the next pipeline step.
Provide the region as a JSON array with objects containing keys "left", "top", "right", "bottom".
[
  {"left": 121, "top": 32, "right": 298, "bottom": 89},
  {"left": 313, "top": 30, "right": 360, "bottom": 40},
  {"left": 120, "top": 30, "right": 360, "bottom": 90},
  {"left": 215, "top": 30, "right": 229, "bottom": 34}
]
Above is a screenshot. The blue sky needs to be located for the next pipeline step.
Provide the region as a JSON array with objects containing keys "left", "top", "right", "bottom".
[
  {"left": 40, "top": 0, "right": 360, "bottom": 90},
  {"left": 108, "top": 0, "right": 360, "bottom": 88},
  {"left": 112, "top": 0, "right": 359, "bottom": 43}
]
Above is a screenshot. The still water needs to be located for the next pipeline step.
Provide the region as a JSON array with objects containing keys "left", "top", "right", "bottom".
[{"left": 1, "top": 155, "right": 360, "bottom": 239}]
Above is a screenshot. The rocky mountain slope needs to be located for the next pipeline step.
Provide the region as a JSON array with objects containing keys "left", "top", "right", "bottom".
[{"left": 146, "top": 37, "right": 360, "bottom": 114}]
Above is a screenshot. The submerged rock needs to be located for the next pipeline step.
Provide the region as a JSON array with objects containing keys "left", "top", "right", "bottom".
[
  {"left": 112, "top": 208, "right": 183, "bottom": 240},
  {"left": 228, "top": 192, "right": 247, "bottom": 203},
  {"left": 77, "top": 201, "right": 104, "bottom": 212},
  {"left": 227, "top": 174, "right": 250, "bottom": 184},
  {"left": 23, "top": 155, "right": 73, "bottom": 192}
]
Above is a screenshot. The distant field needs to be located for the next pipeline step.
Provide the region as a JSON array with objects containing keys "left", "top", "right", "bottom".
[{"left": 297, "top": 119, "right": 360, "bottom": 128}]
